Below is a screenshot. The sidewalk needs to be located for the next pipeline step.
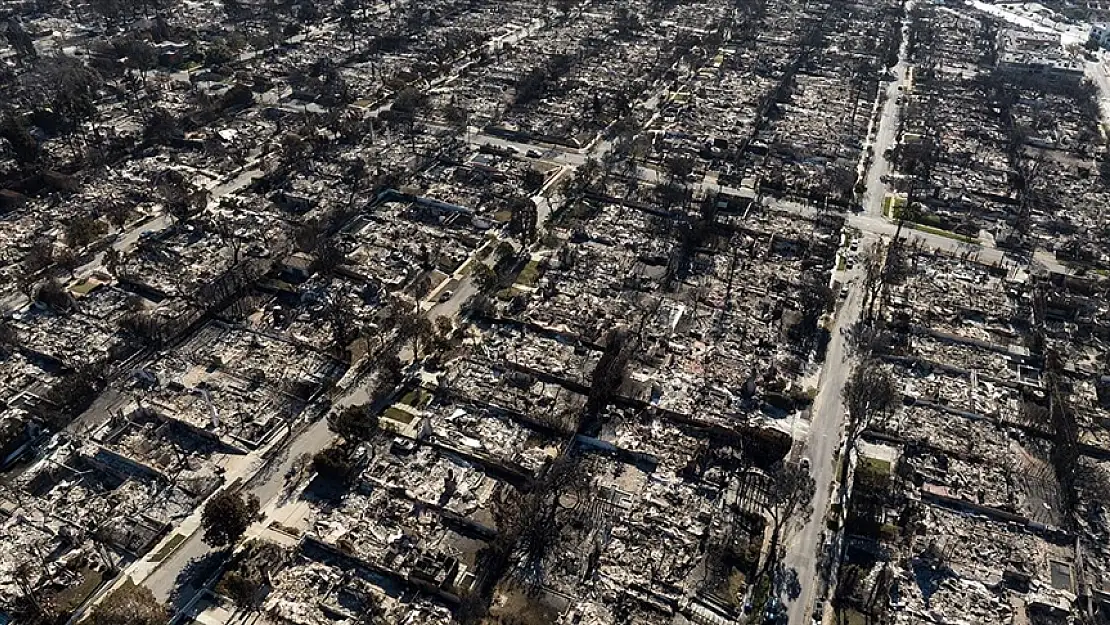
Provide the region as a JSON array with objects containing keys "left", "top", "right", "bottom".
[{"left": 71, "top": 420, "right": 292, "bottom": 622}]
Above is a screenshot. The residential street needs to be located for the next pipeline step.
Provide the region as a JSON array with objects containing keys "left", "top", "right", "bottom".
[
  {"left": 143, "top": 416, "right": 334, "bottom": 606},
  {"left": 783, "top": 241, "right": 867, "bottom": 625},
  {"left": 9, "top": 0, "right": 1108, "bottom": 621},
  {"left": 862, "top": 5, "right": 912, "bottom": 217},
  {"left": 62, "top": 12, "right": 1014, "bottom": 618}
]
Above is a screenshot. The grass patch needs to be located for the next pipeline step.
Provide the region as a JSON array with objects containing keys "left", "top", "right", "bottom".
[
  {"left": 496, "top": 287, "right": 519, "bottom": 301},
  {"left": 383, "top": 406, "right": 416, "bottom": 424},
  {"left": 725, "top": 568, "right": 747, "bottom": 609},
  {"left": 148, "top": 533, "right": 186, "bottom": 563},
  {"left": 515, "top": 259, "right": 542, "bottom": 287},
  {"left": 400, "top": 388, "right": 431, "bottom": 408},
  {"left": 54, "top": 567, "right": 104, "bottom": 613},
  {"left": 881, "top": 194, "right": 905, "bottom": 218},
  {"left": 911, "top": 223, "right": 977, "bottom": 244},
  {"left": 840, "top": 608, "right": 869, "bottom": 625},
  {"left": 492, "top": 209, "right": 513, "bottom": 223},
  {"left": 837, "top": 254, "right": 847, "bottom": 271}
]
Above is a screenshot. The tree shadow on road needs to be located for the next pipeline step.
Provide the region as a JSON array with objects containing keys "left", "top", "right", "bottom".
[{"left": 168, "top": 548, "right": 229, "bottom": 612}]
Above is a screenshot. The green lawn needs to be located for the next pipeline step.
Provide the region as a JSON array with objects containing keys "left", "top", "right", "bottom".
[
  {"left": 912, "top": 223, "right": 978, "bottom": 244},
  {"left": 400, "top": 388, "right": 431, "bottom": 408},
  {"left": 881, "top": 194, "right": 906, "bottom": 218},
  {"left": 515, "top": 259, "right": 542, "bottom": 287},
  {"left": 383, "top": 406, "right": 416, "bottom": 424},
  {"left": 148, "top": 533, "right": 186, "bottom": 563},
  {"left": 54, "top": 567, "right": 104, "bottom": 614}
]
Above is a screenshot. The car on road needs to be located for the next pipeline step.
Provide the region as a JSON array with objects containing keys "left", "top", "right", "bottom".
[
  {"left": 813, "top": 599, "right": 826, "bottom": 623},
  {"left": 438, "top": 290, "right": 454, "bottom": 303},
  {"left": 526, "top": 149, "right": 542, "bottom": 158}
]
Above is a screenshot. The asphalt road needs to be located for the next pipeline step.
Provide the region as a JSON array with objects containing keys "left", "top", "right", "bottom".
[
  {"left": 782, "top": 240, "right": 868, "bottom": 625},
  {"left": 862, "top": 6, "right": 912, "bottom": 218},
  {"left": 862, "top": 76, "right": 906, "bottom": 217},
  {"left": 1086, "top": 58, "right": 1110, "bottom": 122},
  {"left": 128, "top": 31, "right": 946, "bottom": 621},
  {"left": 145, "top": 415, "right": 336, "bottom": 604},
  {"left": 145, "top": 259, "right": 478, "bottom": 605}
]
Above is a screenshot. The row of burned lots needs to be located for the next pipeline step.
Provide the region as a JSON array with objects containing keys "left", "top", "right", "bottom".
[
  {"left": 887, "top": 2, "right": 1109, "bottom": 268},
  {"left": 838, "top": 229, "right": 1110, "bottom": 623},
  {"left": 225, "top": 189, "right": 840, "bottom": 624}
]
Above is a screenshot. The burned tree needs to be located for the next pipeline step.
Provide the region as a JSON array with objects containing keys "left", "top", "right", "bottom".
[
  {"left": 395, "top": 312, "right": 435, "bottom": 361},
  {"left": 217, "top": 540, "right": 290, "bottom": 613},
  {"left": 0, "top": 112, "right": 39, "bottom": 165},
  {"left": 759, "top": 461, "right": 816, "bottom": 577},
  {"left": 507, "top": 196, "right": 539, "bottom": 244},
  {"left": 34, "top": 279, "right": 77, "bottom": 313},
  {"left": 5, "top": 18, "right": 37, "bottom": 63},
  {"left": 843, "top": 359, "right": 898, "bottom": 434},
  {"left": 860, "top": 245, "right": 884, "bottom": 326},
  {"left": 0, "top": 317, "right": 18, "bottom": 356},
  {"left": 664, "top": 196, "right": 719, "bottom": 288},
  {"left": 585, "top": 328, "right": 635, "bottom": 421},
  {"left": 1045, "top": 348, "right": 1080, "bottom": 528},
  {"left": 484, "top": 454, "right": 589, "bottom": 595},
  {"left": 839, "top": 359, "right": 898, "bottom": 520},
  {"left": 158, "top": 171, "right": 206, "bottom": 224},
  {"left": 788, "top": 272, "right": 833, "bottom": 356}
]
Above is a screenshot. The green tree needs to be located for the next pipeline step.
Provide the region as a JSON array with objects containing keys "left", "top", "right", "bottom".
[
  {"left": 201, "top": 490, "right": 260, "bottom": 548},
  {"left": 220, "top": 570, "right": 262, "bottom": 612},
  {"left": 471, "top": 263, "right": 497, "bottom": 294},
  {"left": 86, "top": 581, "right": 168, "bottom": 625},
  {"left": 312, "top": 444, "right": 355, "bottom": 481},
  {"left": 326, "top": 405, "right": 378, "bottom": 442}
]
